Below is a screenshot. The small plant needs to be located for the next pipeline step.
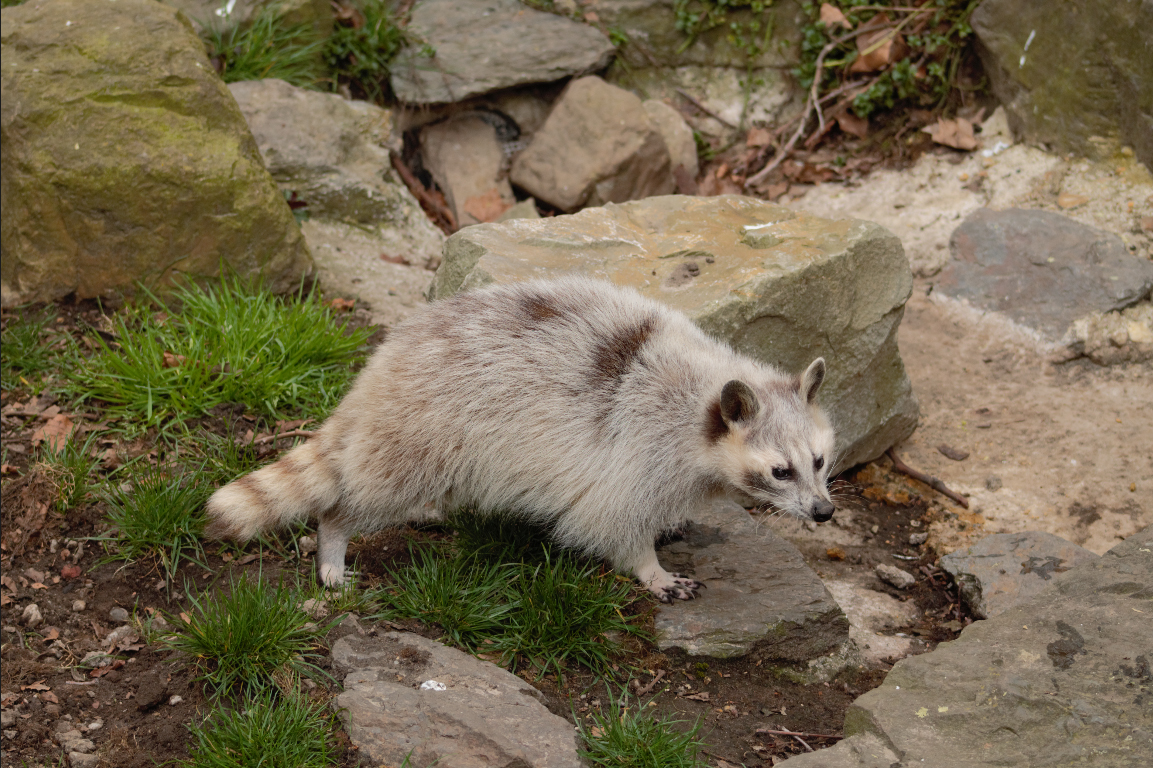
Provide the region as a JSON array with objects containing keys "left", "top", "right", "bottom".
[
  {"left": 202, "top": 5, "right": 327, "bottom": 86},
  {"left": 167, "top": 573, "right": 331, "bottom": 697},
  {"left": 0, "top": 307, "right": 64, "bottom": 387},
  {"left": 36, "top": 433, "right": 100, "bottom": 512},
  {"left": 183, "top": 691, "right": 338, "bottom": 768},
  {"left": 578, "top": 687, "right": 706, "bottom": 767},
  {"left": 102, "top": 464, "right": 210, "bottom": 586},
  {"left": 66, "top": 277, "right": 370, "bottom": 436},
  {"left": 324, "top": 0, "right": 409, "bottom": 102}
]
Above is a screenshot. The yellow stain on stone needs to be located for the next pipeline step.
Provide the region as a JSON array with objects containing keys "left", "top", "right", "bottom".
[{"left": 916, "top": 707, "right": 929, "bottom": 718}]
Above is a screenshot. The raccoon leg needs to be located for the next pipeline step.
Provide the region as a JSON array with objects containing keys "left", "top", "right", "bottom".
[
  {"left": 627, "top": 547, "right": 702, "bottom": 602},
  {"left": 317, "top": 511, "right": 353, "bottom": 587}
]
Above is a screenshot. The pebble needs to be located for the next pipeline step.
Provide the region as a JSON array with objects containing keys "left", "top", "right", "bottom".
[
  {"left": 168, "top": 695, "right": 183, "bottom": 706},
  {"left": 985, "top": 475, "right": 1003, "bottom": 491},
  {"left": 72, "top": 600, "right": 87, "bottom": 612},
  {"left": 909, "top": 532, "right": 929, "bottom": 546},
  {"left": 876, "top": 564, "right": 917, "bottom": 590},
  {"left": 21, "top": 603, "right": 43, "bottom": 628},
  {"left": 69, "top": 752, "right": 100, "bottom": 768},
  {"left": 109, "top": 607, "right": 129, "bottom": 622},
  {"left": 299, "top": 598, "right": 329, "bottom": 620},
  {"left": 23, "top": 567, "right": 45, "bottom": 583}
]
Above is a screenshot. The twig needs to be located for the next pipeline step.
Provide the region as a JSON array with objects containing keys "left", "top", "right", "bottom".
[
  {"left": 636, "top": 669, "right": 666, "bottom": 697},
  {"left": 755, "top": 728, "right": 842, "bottom": 740},
  {"left": 389, "top": 151, "right": 457, "bottom": 233},
  {"left": 886, "top": 448, "right": 970, "bottom": 509},
  {"left": 675, "top": 88, "right": 737, "bottom": 129},
  {"left": 793, "top": 734, "right": 814, "bottom": 752},
  {"left": 253, "top": 429, "right": 316, "bottom": 446}
]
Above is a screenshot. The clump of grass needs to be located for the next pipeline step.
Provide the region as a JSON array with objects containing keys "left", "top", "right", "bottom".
[
  {"left": 374, "top": 511, "right": 645, "bottom": 679},
  {"left": 579, "top": 687, "right": 706, "bottom": 768},
  {"left": 324, "top": 0, "right": 409, "bottom": 102},
  {"left": 36, "top": 433, "right": 100, "bottom": 512},
  {"left": 102, "top": 464, "right": 210, "bottom": 586},
  {"left": 67, "top": 277, "right": 370, "bottom": 436},
  {"left": 202, "top": 5, "right": 327, "bottom": 86},
  {"left": 184, "top": 691, "right": 338, "bottom": 768},
  {"left": 0, "top": 307, "right": 63, "bottom": 386},
  {"left": 167, "top": 573, "right": 331, "bottom": 697}
]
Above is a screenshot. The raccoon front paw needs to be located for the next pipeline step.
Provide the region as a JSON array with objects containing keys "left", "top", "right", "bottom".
[
  {"left": 318, "top": 563, "right": 355, "bottom": 587},
  {"left": 648, "top": 573, "right": 703, "bottom": 602}
]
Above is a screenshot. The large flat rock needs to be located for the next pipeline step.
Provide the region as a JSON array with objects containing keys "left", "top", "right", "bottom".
[
  {"left": 655, "top": 498, "right": 849, "bottom": 662},
  {"left": 777, "top": 526, "right": 1153, "bottom": 768},
  {"left": 333, "top": 631, "right": 581, "bottom": 768},
  {"left": 938, "top": 208, "right": 1153, "bottom": 339},
  {"left": 431, "top": 194, "right": 919, "bottom": 468},
  {"left": 390, "top": 0, "right": 615, "bottom": 105}
]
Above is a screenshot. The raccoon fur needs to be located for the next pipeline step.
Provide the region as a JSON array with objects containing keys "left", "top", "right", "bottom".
[{"left": 206, "top": 276, "right": 836, "bottom": 601}]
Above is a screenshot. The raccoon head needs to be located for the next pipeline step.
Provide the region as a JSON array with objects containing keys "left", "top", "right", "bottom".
[{"left": 708, "top": 358, "right": 836, "bottom": 522}]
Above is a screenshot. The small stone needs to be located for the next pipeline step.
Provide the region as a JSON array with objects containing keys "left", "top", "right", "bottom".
[
  {"left": 23, "top": 567, "right": 45, "bottom": 583},
  {"left": 870, "top": 524, "right": 880, "bottom": 534},
  {"left": 167, "top": 695, "right": 183, "bottom": 706},
  {"left": 86, "top": 719, "right": 103, "bottom": 732},
  {"left": 22, "top": 603, "right": 43, "bottom": 628},
  {"left": 109, "top": 607, "right": 129, "bottom": 622},
  {"left": 298, "top": 535, "right": 317, "bottom": 555},
  {"left": 69, "top": 752, "right": 100, "bottom": 768},
  {"left": 909, "top": 532, "right": 929, "bottom": 546},
  {"left": 0, "top": 712, "right": 14, "bottom": 728},
  {"left": 937, "top": 444, "right": 970, "bottom": 461},
  {"left": 985, "top": 475, "right": 1003, "bottom": 491},
  {"left": 876, "top": 564, "right": 917, "bottom": 590},
  {"left": 299, "top": 598, "right": 329, "bottom": 620}
]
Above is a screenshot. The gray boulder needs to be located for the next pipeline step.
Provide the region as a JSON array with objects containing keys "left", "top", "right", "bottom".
[
  {"left": 431, "top": 194, "right": 919, "bottom": 469},
  {"left": 656, "top": 498, "right": 849, "bottom": 664},
  {"left": 1, "top": 0, "right": 311, "bottom": 308},
  {"left": 937, "top": 208, "right": 1153, "bottom": 339},
  {"left": 777, "top": 526, "right": 1153, "bottom": 768},
  {"left": 421, "top": 116, "right": 515, "bottom": 227},
  {"left": 940, "top": 531, "right": 1099, "bottom": 619},
  {"left": 971, "top": 0, "right": 1153, "bottom": 169},
  {"left": 510, "top": 76, "right": 675, "bottom": 212},
  {"left": 642, "top": 99, "right": 699, "bottom": 181},
  {"left": 390, "top": 0, "right": 615, "bottom": 105},
  {"left": 228, "top": 79, "right": 444, "bottom": 326},
  {"left": 332, "top": 631, "right": 581, "bottom": 768}
]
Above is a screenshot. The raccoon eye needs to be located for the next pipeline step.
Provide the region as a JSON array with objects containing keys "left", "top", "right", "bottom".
[
  {"left": 771, "top": 466, "right": 793, "bottom": 481},
  {"left": 814, "top": 456, "right": 824, "bottom": 471}
]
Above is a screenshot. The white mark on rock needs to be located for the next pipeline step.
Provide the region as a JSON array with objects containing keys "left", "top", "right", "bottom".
[
  {"left": 420, "top": 680, "right": 447, "bottom": 691},
  {"left": 1019, "top": 30, "right": 1036, "bottom": 68}
]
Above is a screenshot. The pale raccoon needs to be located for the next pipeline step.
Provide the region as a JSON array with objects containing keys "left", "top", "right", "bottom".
[{"left": 206, "top": 277, "right": 836, "bottom": 601}]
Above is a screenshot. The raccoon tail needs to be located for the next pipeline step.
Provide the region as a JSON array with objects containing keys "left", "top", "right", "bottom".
[{"left": 204, "top": 438, "right": 339, "bottom": 542}]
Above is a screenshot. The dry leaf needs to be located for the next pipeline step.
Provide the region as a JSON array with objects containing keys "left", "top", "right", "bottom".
[
  {"left": 61, "top": 564, "right": 82, "bottom": 580},
  {"left": 835, "top": 111, "right": 869, "bottom": 139},
  {"left": 161, "top": 351, "right": 186, "bottom": 369},
  {"left": 90, "top": 660, "right": 126, "bottom": 678},
  {"left": 42, "top": 627, "right": 60, "bottom": 641},
  {"left": 922, "top": 118, "right": 977, "bottom": 151},
  {"left": 179, "top": 612, "right": 191, "bottom": 624},
  {"left": 30, "top": 414, "right": 74, "bottom": 452},
  {"left": 327, "top": 298, "right": 356, "bottom": 312},
  {"left": 764, "top": 182, "right": 790, "bottom": 201},
  {"left": 40, "top": 691, "right": 60, "bottom": 704},
  {"left": 463, "top": 188, "right": 513, "bottom": 223},
  {"left": 1057, "top": 193, "right": 1089, "bottom": 209},
  {"left": 682, "top": 691, "right": 711, "bottom": 702},
  {"left": 380, "top": 253, "right": 412, "bottom": 265},
  {"left": 849, "top": 27, "right": 899, "bottom": 73},
  {"left": 237, "top": 554, "right": 259, "bottom": 565},
  {"left": 745, "top": 126, "right": 773, "bottom": 148},
  {"left": 826, "top": 547, "right": 847, "bottom": 561},
  {"left": 820, "top": 3, "right": 852, "bottom": 29},
  {"left": 31, "top": 582, "right": 47, "bottom": 589},
  {"left": 21, "top": 680, "right": 50, "bottom": 691},
  {"left": 0, "top": 595, "right": 11, "bottom": 606}
]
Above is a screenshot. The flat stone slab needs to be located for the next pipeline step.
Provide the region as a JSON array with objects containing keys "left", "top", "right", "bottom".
[
  {"left": 654, "top": 498, "right": 848, "bottom": 661},
  {"left": 431, "top": 194, "right": 919, "bottom": 468},
  {"left": 940, "top": 531, "right": 1100, "bottom": 619},
  {"left": 938, "top": 208, "right": 1153, "bottom": 338},
  {"left": 390, "top": 0, "right": 616, "bottom": 104},
  {"left": 777, "top": 526, "right": 1153, "bottom": 768},
  {"left": 333, "top": 632, "right": 581, "bottom": 768}
]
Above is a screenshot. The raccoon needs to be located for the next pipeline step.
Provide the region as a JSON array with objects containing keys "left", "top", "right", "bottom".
[{"left": 206, "top": 277, "right": 836, "bottom": 601}]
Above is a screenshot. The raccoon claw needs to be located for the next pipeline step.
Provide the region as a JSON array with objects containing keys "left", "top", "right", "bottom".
[{"left": 650, "top": 575, "right": 703, "bottom": 602}]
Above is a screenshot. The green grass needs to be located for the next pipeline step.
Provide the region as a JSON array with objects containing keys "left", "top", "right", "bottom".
[
  {"left": 579, "top": 687, "right": 706, "bottom": 768},
  {"left": 202, "top": 6, "right": 327, "bottom": 87},
  {"left": 167, "top": 573, "right": 332, "bottom": 698},
  {"left": 374, "top": 511, "right": 645, "bottom": 679},
  {"left": 101, "top": 464, "right": 211, "bottom": 587},
  {"left": 35, "top": 433, "right": 100, "bottom": 512},
  {"left": 324, "top": 0, "right": 409, "bottom": 101},
  {"left": 66, "top": 277, "right": 370, "bottom": 436},
  {"left": 183, "top": 691, "right": 338, "bottom": 768},
  {"left": 1, "top": 306, "right": 64, "bottom": 388}
]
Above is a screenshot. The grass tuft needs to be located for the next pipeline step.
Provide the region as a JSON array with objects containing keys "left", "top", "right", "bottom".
[
  {"left": 102, "top": 464, "right": 210, "bottom": 586},
  {"left": 325, "top": 0, "right": 409, "bottom": 101},
  {"left": 202, "top": 6, "right": 327, "bottom": 87},
  {"left": 1, "top": 306, "right": 65, "bottom": 387},
  {"left": 36, "top": 433, "right": 100, "bottom": 512},
  {"left": 578, "top": 687, "right": 706, "bottom": 768},
  {"left": 184, "top": 691, "right": 338, "bottom": 768},
  {"left": 167, "top": 573, "right": 331, "bottom": 698},
  {"left": 66, "top": 277, "right": 370, "bottom": 436}
]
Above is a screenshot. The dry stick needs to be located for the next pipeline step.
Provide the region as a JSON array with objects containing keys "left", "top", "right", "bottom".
[
  {"left": 675, "top": 88, "right": 737, "bottom": 129},
  {"left": 793, "top": 734, "right": 815, "bottom": 752},
  {"left": 636, "top": 669, "right": 666, "bottom": 697},
  {"left": 886, "top": 448, "right": 970, "bottom": 509},
  {"left": 755, "top": 728, "right": 842, "bottom": 739},
  {"left": 389, "top": 151, "right": 457, "bottom": 233}
]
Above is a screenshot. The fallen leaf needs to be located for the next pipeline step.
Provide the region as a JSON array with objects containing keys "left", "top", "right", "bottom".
[
  {"left": 463, "top": 188, "right": 513, "bottom": 223},
  {"left": 40, "top": 691, "right": 59, "bottom": 704},
  {"left": 1057, "top": 193, "right": 1089, "bottom": 209},
  {"left": 820, "top": 3, "right": 852, "bottom": 29},
  {"left": 61, "top": 564, "right": 82, "bottom": 580},
  {"left": 237, "top": 553, "right": 259, "bottom": 565},
  {"left": 0, "top": 595, "right": 11, "bottom": 606},
  {"left": 849, "top": 26, "right": 899, "bottom": 73},
  {"left": 90, "top": 660, "right": 126, "bottom": 678},
  {"left": 21, "top": 680, "right": 50, "bottom": 691},
  {"left": 682, "top": 691, "right": 711, "bottom": 702},
  {"left": 835, "top": 111, "right": 869, "bottom": 139},
  {"left": 42, "top": 627, "right": 60, "bottom": 641},
  {"left": 380, "top": 253, "right": 412, "bottom": 266},
  {"left": 38, "top": 405, "right": 61, "bottom": 420},
  {"left": 826, "top": 547, "right": 846, "bottom": 561},
  {"left": 30, "top": 413, "right": 74, "bottom": 452},
  {"left": 1, "top": 574, "right": 17, "bottom": 592},
  {"left": 327, "top": 297, "right": 356, "bottom": 312},
  {"left": 746, "top": 126, "right": 773, "bottom": 148},
  {"left": 179, "top": 612, "right": 191, "bottom": 624},
  {"left": 31, "top": 582, "right": 47, "bottom": 589},
  {"left": 764, "top": 182, "right": 790, "bottom": 201},
  {"left": 221, "top": 552, "right": 234, "bottom": 562},
  {"left": 161, "top": 351, "right": 186, "bottom": 369},
  {"left": 0, "top": 464, "right": 14, "bottom": 475},
  {"left": 922, "top": 118, "right": 977, "bottom": 151}
]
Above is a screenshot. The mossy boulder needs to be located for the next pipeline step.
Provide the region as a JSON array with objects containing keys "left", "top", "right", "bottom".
[{"left": 1, "top": 0, "right": 312, "bottom": 307}]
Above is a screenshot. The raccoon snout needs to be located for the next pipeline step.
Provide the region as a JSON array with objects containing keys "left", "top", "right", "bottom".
[{"left": 810, "top": 499, "right": 835, "bottom": 523}]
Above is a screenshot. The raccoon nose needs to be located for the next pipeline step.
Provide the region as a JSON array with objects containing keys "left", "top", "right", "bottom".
[{"left": 811, "top": 499, "right": 835, "bottom": 523}]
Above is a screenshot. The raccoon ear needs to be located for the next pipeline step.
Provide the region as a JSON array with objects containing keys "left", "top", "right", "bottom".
[
  {"left": 800, "top": 358, "right": 826, "bottom": 404},
  {"left": 720, "top": 380, "right": 760, "bottom": 424}
]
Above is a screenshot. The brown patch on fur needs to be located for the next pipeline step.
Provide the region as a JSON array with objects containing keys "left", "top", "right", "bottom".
[
  {"left": 704, "top": 399, "right": 728, "bottom": 443},
  {"left": 743, "top": 470, "right": 774, "bottom": 495},
  {"left": 589, "top": 316, "right": 655, "bottom": 389},
  {"left": 320, "top": 502, "right": 355, "bottom": 529},
  {"left": 233, "top": 474, "right": 280, "bottom": 529},
  {"left": 519, "top": 293, "right": 564, "bottom": 323},
  {"left": 203, "top": 516, "right": 244, "bottom": 541}
]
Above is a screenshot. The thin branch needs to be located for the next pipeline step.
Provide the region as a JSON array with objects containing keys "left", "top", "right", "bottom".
[
  {"left": 755, "top": 728, "right": 842, "bottom": 740},
  {"left": 636, "top": 669, "right": 666, "bottom": 696},
  {"left": 389, "top": 151, "right": 457, "bottom": 233},
  {"left": 675, "top": 88, "right": 737, "bottom": 129},
  {"left": 886, "top": 448, "right": 970, "bottom": 509}
]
